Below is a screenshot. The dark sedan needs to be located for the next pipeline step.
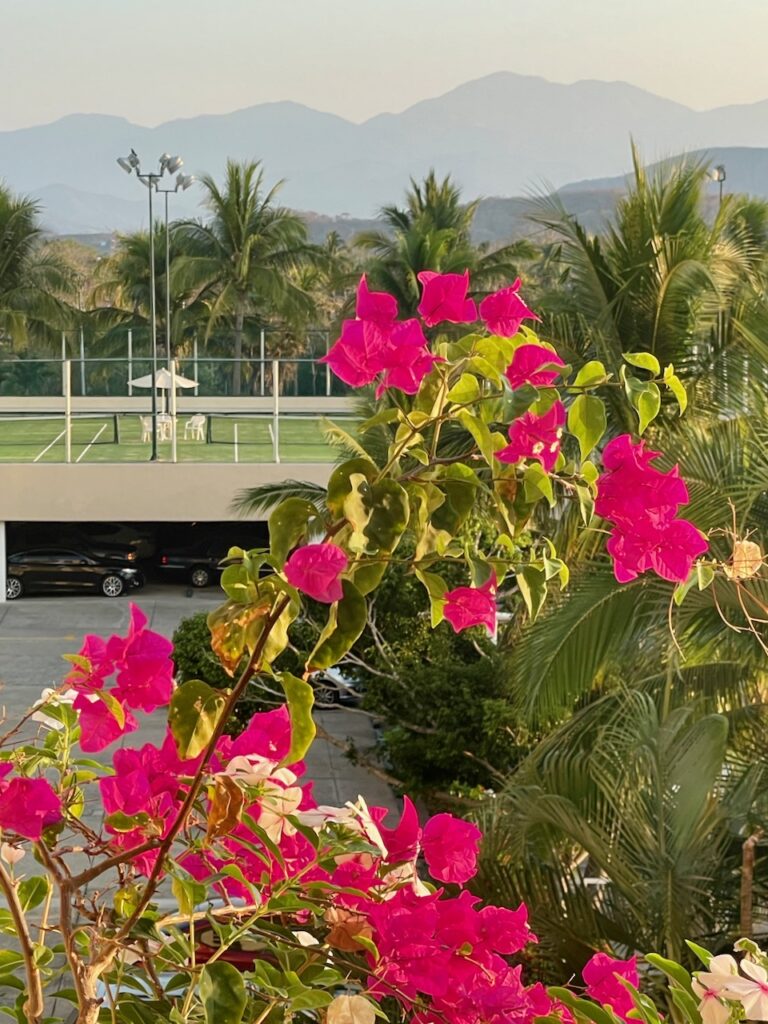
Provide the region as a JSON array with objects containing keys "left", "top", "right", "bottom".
[{"left": 5, "top": 549, "right": 144, "bottom": 600}]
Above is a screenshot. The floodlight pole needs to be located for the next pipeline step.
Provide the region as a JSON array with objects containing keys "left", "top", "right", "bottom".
[
  {"left": 141, "top": 173, "right": 160, "bottom": 461},
  {"left": 117, "top": 150, "right": 191, "bottom": 461}
]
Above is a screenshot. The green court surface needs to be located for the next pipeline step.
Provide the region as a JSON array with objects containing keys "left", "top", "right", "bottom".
[{"left": 0, "top": 414, "right": 341, "bottom": 464}]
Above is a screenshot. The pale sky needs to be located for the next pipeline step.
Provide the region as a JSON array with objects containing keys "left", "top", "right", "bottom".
[{"left": 2, "top": 0, "right": 767, "bottom": 130}]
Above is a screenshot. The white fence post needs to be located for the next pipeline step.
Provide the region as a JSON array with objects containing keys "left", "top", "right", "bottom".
[
  {"left": 170, "top": 359, "right": 178, "bottom": 464},
  {"left": 272, "top": 359, "right": 280, "bottom": 463},
  {"left": 64, "top": 360, "right": 72, "bottom": 464},
  {"left": 260, "top": 329, "right": 266, "bottom": 396},
  {"left": 234, "top": 423, "right": 239, "bottom": 464},
  {"left": 79, "top": 327, "right": 86, "bottom": 396},
  {"left": 193, "top": 336, "right": 199, "bottom": 396},
  {"left": 127, "top": 329, "right": 133, "bottom": 396}
]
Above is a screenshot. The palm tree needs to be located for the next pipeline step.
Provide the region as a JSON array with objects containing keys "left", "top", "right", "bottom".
[
  {"left": 172, "top": 161, "right": 317, "bottom": 395},
  {"left": 471, "top": 153, "right": 768, "bottom": 971},
  {"left": 356, "top": 170, "right": 535, "bottom": 315},
  {"left": 531, "top": 146, "right": 768, "bottom": 428},
  {"left": 90, "top": 224, "right": 207, "bottom": 359},
  {"left": 0, "top": 184, "right": 74, "bottom": 348}
]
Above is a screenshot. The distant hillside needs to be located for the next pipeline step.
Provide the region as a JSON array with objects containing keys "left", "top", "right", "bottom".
[{"left": 6, "top": 72, "right": 768, "bottom": 233}]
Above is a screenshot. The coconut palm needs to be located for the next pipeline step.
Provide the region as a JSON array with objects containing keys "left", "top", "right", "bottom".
[
  {"left": 356, "top": 170, "right": 535, "bottom": 315},
  {"left": 90, "top": 224, "right": 207, "bottom": 359},
  {"left": 172, "top": 160, "right": 317, "bottom": 394},
  {"left": 0, "top": 184, "right": 74, "bottom": 347}
]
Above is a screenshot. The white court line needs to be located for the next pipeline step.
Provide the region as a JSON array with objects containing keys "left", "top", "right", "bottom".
[
  {"left": 33, "top": 429, "right": 66, "bottom": 463},
  {"left": 75, "top": 424, "right": 107, "bottom": 463}
]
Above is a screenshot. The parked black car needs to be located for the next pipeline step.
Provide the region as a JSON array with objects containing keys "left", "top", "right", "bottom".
[
  {"left": 156, "top": 541, "right": 232, "bottom": 588},
  {"left": 5, "top": 549, "right": 144, "bottom": 600}
]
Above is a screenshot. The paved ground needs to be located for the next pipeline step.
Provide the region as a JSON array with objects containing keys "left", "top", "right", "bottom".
[{"left": 0, "top": 584, "right": 396, "bottom": 811}]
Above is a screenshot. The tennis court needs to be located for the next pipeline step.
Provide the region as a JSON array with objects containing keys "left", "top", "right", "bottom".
[{"left": 0, "top": 413, "right": 343, "bottom": 464}]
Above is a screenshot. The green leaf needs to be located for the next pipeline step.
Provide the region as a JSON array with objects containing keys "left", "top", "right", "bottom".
[
  {"left": 517, "top": 565, "right": 548, "bottom": 621},
  {"left": 359, "top": 407, "right": 401, "bottom": 432},
  {"left": 307, "top": 580, "right": 367, "bottom": 671},
  {"left": 571, "top": 360, "right": 609, "bottom": 389},
  {"left": 568, "top": 394, "right": 607, "bottom": 461},
  {"left": 575, "top": 484, "right": 595, "bottom": 525},
  {"left": 623, "top": 371, "right": 661, "bottom": 434},
  {"left": 105, "top": 811, "right": 151, "bottom": 833},
  {"left": 457, "top": 409, "right": 501, "bottom": 467},
  {"left": 171, "top": 874, "right": 207, "bottom": 917},
  {"left": 415, "top": 569, "right": 448, "bottom": 627},
  {"left": 523, "top": 463, "right": 555, "bottom": 507},
  {"left": 169, "top": 680, "right": 228, "bottom": 759},
  {"left": 644, "top": 953, "right": 695, "bottom": 998},
  {"left": 624, "top": 351, "right": 661, "bottom": 375},
  {"left": 326, "top": 458, "right": 378, "bottom": 520},
  {"left": 697, "top": 563, "right": 715, "bottom": 590},
  {"left": 199, "top": 962, "right": 247, "bottom": 1024},
  {"left": 663, "top": 365, "right": 688, "bottom": 414},
  {"left": 278, "top": 672, "right": 316, "bottom": 764},
  {"left": 447, "top": 373, "right": 481, "bottom": 404},
  {"left": 16, "top": 877, "right": 49, "bottom": 913},
  {"left": 269, "top": 498, "right": 320, "bottom": 565}
]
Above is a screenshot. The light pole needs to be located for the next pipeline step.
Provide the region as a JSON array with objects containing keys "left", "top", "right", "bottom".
[
  {"left": 116, "top": 149, "right": 186, "bottom": 460},
  {"left": 154, "top": 166, "right": 196, "bottom": 374},
  {"left": 712, "top": 164, "right": 726, "bottom": 207}
]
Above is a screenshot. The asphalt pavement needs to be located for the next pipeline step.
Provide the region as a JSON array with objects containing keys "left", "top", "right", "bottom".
[{"left": 0, "top": 584, "right": 397, "bottom": 811}]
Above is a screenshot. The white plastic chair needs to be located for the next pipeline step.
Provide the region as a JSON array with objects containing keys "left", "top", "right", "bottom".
[
  {"left": 139, "top": 416, "right": 152, "bottom": 443},
  {"left": 184, "top": 414, "right": 206, "bottom": 441}
]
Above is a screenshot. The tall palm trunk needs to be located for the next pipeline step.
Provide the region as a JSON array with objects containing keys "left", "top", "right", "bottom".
[{"left": 232, "top": 306, "right": 244, "bottom": 396}]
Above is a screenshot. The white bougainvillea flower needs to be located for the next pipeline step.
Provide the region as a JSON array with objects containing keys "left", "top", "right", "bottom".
[
  {"left": 721, "top": 960, "right": 768, "bottom": 1020},
  {"left": 691, "top": 979, "right": 732, "bottom": 1024},
  {"left": 696, "top": 954, "right": 740, "bottom": 992},
  {"left": 31, "top": 687, "right": 78, "bottom": 730},
  {"left": 0, "top": 843, "right": 25, "bottom": 866}
]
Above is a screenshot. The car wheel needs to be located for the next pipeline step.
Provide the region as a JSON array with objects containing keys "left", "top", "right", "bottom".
[
  {"left": 312, "top": 676, "right": 339, "bottom": 706},
  {"left": 101, "top": 575, "right": 124, "bottom": 598},
  {"left": 5, "top": 576, "right": 22, "bottom": 601},
  {"left": 190, "top": 565, "right": 212, "bottom": 588}
]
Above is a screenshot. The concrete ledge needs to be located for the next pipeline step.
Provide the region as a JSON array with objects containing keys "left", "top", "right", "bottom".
[
  {"left": 0, "top": 462, "right": 333, "bottom": 522},
  {"left": 0, "top": 397, "right": 354, "bottom": 415}
]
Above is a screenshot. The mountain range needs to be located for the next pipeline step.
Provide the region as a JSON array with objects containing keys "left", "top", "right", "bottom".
[{"left": 4, "top": 72, "right": 768, "bottom": 235}]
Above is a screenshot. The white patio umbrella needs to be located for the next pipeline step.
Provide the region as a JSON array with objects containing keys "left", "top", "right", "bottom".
[{"left": 128, "top": 367, "right": 197, "bottom": 390}]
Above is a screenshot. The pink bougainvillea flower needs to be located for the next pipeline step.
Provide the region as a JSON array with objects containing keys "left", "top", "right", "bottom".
[
  {"left": 284, "top": 543, "right": 348, "bottom": 603},
  {"left": 225, "top": 706, "right": 294, "bottom": 764},
  {"left": 607, "top": 518, "right": 709, "bottom": 584},
  {"left": 477, "top": 903, "right": 535, "bottom": 955},
  {"left": 504, "top": 343, "right": 565, "bottom": 390},
  {"left": 443, "top": 574, "right": 497, "bottom": 635},
  {"left": 66, "top": 633, "right": 113, "bottom": 693},
  {"left": 417, "top": 270, "right": 478, "bottom": 327},
  {"left": 0, "top": 774, "right": 62, "bottom": 840},
  {"left": 374, "top": 796, "right": 422, "bottom": 863},
  {"left": 319, "top": 319, "right": 389, "bottom": 388},
  {"left": 355, "top": 274, "right": 398, "bottom": 328},
  {"left": 495, "top": 400, "right": 566, "bottom": 473},
  {"left": 74, "top": 692, "right": 138, "bottom": 753},
  {"left": 480, "top": 278, "right": 539, "bottom": 337},
  {"left": 110, "top": 604, "right": 174, "bottom": 713},
  {"left": 583, "top": 953, "right": 639, "bottom": 1023},
  {"left": 595, "top": 434, "right": 689, "bottom": 526},
  {"left": 375, "top": 319, "right": 439, "bottom": 397},
  {"left": 422, "top": 812, "right": 483, "bottom": 884}
]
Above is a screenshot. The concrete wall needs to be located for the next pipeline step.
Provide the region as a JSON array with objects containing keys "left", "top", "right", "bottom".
[
  {"left": 0, "top": 462, "right": 333, "bottom": 522},
  {"left": 0, "top": 397, "right": 354, "bottom": 415}
]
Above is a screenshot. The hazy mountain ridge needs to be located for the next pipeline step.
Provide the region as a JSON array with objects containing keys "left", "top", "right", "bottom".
[{"left": 5, "top": 72, "right": 768, "bottom": 235}]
